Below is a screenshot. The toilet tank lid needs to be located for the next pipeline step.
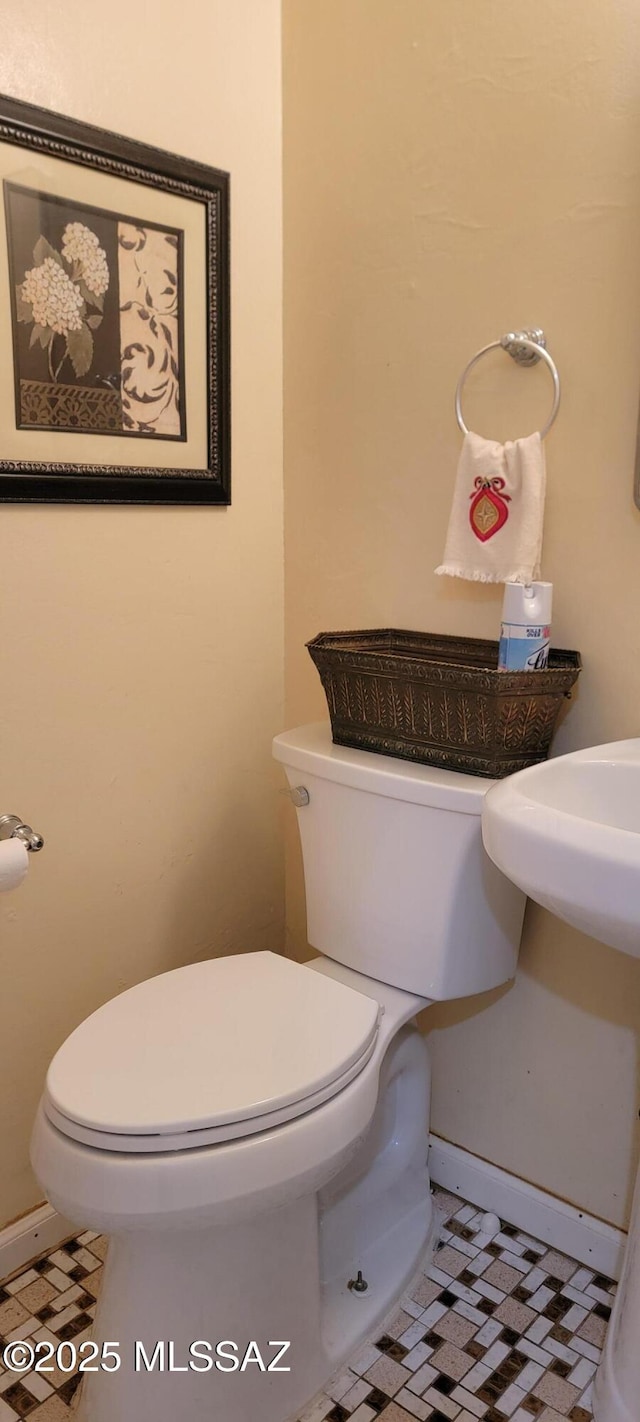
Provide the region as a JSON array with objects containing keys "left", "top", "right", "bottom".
[{"left": 273, "top": 722, "right": 494, "bottom": 814}]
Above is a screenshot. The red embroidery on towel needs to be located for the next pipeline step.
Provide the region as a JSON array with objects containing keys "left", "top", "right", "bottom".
[{"left": 469, "top": 476, "right": 511, "bottom": 542}]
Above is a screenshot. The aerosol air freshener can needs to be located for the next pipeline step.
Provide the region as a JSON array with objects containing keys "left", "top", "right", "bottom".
[{"left": 498, "top": 581, "right": 553, "bottom": 671}]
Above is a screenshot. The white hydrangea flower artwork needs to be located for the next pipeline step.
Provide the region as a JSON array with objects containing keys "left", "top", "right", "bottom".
[
  {"left": 61, "top": 222, "right": 110, "bottom": 299},
  {"left": 21, "top": 258, "right": 84, "bottom": 336},
  {"left": 16, "top": 223, "right": 108, "bottom": 383}
]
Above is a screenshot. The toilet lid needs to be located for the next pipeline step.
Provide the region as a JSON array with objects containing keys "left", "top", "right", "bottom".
[{"left": 45, "top": 952, "right": 380, "bottom": 1144}]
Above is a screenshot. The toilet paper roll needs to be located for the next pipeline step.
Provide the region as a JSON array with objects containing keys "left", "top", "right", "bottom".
[{"left": 0, "top": 837, "right": 29, "bottom": 892}]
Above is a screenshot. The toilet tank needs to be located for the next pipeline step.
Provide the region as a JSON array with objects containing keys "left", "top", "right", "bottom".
[{"left": 273, "top": 723, "right": 525, "bottom": 1000}]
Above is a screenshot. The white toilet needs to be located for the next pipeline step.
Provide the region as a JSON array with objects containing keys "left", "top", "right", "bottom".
[{"left": 31, "top": 722, "right": 525, "bottom": 1422}]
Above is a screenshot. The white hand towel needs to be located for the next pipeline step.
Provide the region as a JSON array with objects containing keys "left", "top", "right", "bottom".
[{"left": 435, "top": 430, "right": 546, "bottom": 584}]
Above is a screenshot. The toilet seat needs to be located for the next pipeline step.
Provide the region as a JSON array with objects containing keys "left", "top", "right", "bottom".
[{"left": 44, "top": 952, "right": 381, "bottom": 1154}]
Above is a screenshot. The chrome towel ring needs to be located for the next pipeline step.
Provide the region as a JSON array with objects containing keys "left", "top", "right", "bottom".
[{"left": 455, "top": 328, "right": 561, "bottom": 440}]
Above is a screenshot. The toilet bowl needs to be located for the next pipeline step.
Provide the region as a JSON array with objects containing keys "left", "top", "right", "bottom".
[{"left": 31, "top": 722, "right": 526, "bottom": 1422}]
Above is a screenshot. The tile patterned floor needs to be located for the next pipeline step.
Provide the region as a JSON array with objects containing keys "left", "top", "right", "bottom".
[
  {"left": 0, "top": 1189, "right": 614, "bottom": 1420},
  {"left": 295, "top": 1188, "right": 614, "bottom": 1422},
  {"left": 0, "top": 1230, "right": 105, "bottom": 1418}
]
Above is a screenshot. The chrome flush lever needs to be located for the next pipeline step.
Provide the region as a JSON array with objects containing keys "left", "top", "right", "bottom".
[
  {"left": 289, "top": 786, "right": 310, "bottom": 807},
  {"left": 0, "top": 814, "right": 44, "bottom": 852}
]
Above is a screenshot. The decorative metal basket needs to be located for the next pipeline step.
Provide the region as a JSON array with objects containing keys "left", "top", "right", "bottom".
[{"left": 307, "top": 628, "right": 581, "bottom": 779}]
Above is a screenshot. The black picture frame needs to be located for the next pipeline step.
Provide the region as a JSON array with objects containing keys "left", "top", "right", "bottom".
[{"left": 0, "top": 93, "right": 230, "bottom": 504}]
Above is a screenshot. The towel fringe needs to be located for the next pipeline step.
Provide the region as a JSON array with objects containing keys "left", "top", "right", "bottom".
[{"left": 435, "top": 564, "right": 537, "bottom": 584}]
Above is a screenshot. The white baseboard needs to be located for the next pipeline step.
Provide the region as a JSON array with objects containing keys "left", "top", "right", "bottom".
[
  {"left": 0, "top": 1204, "right": 74, "bottom": 1282},
  {"left": 428, "top": 1134, "right": 626, "bottom": 1282}
]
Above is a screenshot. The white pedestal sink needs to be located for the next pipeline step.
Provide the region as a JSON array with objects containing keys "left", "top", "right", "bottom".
[{"left": 482, "top": 740, "right": 640, "bottom": 1422}]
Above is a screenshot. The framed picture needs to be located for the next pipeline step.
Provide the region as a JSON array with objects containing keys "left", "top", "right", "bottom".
[{"left": 0, "top": 93, "right": 230, "bottom": 503}]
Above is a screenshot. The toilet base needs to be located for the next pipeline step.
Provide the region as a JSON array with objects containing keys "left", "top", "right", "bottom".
[
  {"left": 77, "top": 1198, "right": 324, "bottom": 1422},
  {"left": 75, "top": 1024, "right": 434, "bottom": 1421},
  {"left": 77, "top": 1190, "right": 434, "bottom": 1422},
  {"left": 320, "top": 1194, "right": 434, "bottom": 1364}
]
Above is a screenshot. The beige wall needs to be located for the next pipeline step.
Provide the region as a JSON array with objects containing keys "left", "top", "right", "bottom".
[
  {"left": 0, "top": 0, "right": 283, "bottom": 1225},
  {"left": 283, "top": 1, "right": 640, "bottom": 1228}
]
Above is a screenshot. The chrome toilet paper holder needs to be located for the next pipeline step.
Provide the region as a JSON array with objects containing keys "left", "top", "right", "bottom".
[{"left": 0, "top": 814, "right": 44, "bottom": 852}]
